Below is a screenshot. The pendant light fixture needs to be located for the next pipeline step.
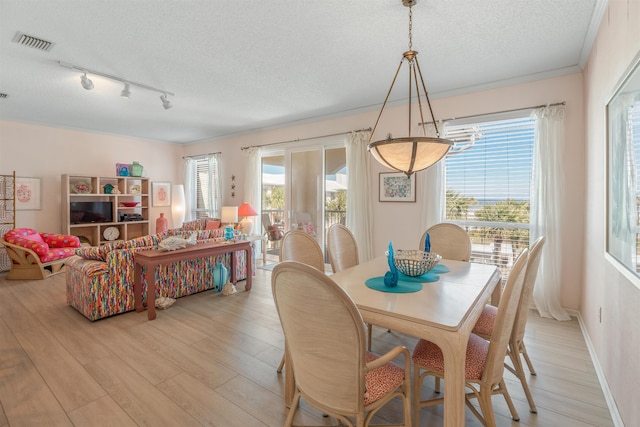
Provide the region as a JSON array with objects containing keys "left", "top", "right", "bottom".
[{"left": 368, "top": 0, "right": 453, "bottom": 177}]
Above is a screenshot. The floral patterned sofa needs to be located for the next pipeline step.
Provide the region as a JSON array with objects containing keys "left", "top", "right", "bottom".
[
  {"left": 65, "top": 219, "right": 255, "bottom": 321},
  {"left": 1, "top": 228, "right": 81, "bottom": 280}
]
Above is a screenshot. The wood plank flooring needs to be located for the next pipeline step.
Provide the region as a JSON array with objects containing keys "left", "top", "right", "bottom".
[{"left": 0, "top": 264, "right": 614, "bottom": 426}]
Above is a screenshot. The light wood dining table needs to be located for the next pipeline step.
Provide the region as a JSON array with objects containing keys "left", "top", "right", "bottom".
[{"left": 283, "top": 256, "right": 501, "bottom": 427}]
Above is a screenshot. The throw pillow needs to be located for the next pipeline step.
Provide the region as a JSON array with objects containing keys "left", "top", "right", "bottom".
[{"left": 206, "top": 219, "right": 221, "bottom": 230}]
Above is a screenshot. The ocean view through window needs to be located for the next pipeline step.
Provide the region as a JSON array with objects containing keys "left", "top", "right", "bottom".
[{"left": 444, "top": 116, "right": 535, "bottom": 280}]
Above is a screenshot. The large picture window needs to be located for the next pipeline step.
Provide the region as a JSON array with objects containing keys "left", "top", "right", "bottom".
[
  {"left": 444, "top": 116, "right": 535, "bottom": 280},
  {"left": 607, "top": 55, "right": 640, "bottom": 282}
]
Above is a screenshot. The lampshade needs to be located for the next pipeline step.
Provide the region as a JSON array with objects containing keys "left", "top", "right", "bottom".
[
  {"left": 171, "top": 184, "right": 185, "bottom": 228},
  {"left": 237, "top": 202, "right": 258, "bottom": 235},
  {"left": 221, "top": 206, "right": 238, "bottom": 224},
  {"left": 367, "top": 0, "right": 453, "bottom": 177},
  {"left": 238, "top": 202, "right": 258, "bottom": 217}
]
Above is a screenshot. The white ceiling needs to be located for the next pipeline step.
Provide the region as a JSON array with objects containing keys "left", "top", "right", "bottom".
[{"left": 0, "top": 0, "right": 605, "bottom": 145}]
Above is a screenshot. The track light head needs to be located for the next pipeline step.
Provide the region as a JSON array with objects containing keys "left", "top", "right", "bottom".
[
  {"left": 80, "top": 73, "right": 94, "bottom": 90},
  {"left": 160, "top": 93, "right": 172, "bottom": 109},
  {"left": 120, "top": 82, "right": 131, "bottom": 99}
]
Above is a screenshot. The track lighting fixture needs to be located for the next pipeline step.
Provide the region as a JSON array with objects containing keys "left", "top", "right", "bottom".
[
  {"left": 59, "top": 61, "right": 175, "bottom": 109},
  {"left": 80, "top": 73, "right": 94, "bottom": 90},
  {"left": 120, "top": 82, "right": 131, "bottom": 99},
  {"left": 160, "top": 93, "right": 172, "bottom": 110}
]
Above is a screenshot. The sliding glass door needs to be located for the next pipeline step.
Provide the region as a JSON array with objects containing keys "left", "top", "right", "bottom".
[{"left": 261, "top": 144, "right": 347, "bottom": 259}]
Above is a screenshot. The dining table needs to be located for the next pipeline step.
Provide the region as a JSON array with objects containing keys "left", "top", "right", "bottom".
[{"left": 282, "top": 255, "right": 501, "bottom": 427}]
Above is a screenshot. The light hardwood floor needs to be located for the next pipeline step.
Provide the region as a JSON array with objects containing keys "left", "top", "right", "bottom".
[{"left": 0, "top": 263, "right": 614, "bottom": 427}]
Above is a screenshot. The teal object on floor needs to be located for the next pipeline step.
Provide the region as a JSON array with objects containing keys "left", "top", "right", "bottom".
[{"left": 213, "top": 263, "right": 228, "bottom": 292}]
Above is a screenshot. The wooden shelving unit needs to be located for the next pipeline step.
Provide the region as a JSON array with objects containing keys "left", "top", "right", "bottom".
[{"left": 61, "top": 174, "right": 149, "bottom": 246}]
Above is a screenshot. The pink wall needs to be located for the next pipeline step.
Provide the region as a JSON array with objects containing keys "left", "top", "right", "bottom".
[
  {"left": 0, "top": 120, "right": 184, "bottom": 232},
  {"left": 582, "top": 1, "right": 640, "bottom": 425},
  {"left": 186, "top": 72, "right": 586, "bottom": 312}
]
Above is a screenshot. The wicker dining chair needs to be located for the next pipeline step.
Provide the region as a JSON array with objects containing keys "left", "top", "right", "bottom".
[
  {"left": 279, "top": 229, "right": 325, "bottom": 271},
  {"left": 276, "top": 229, "right": 326, "bottom": 373},
  {"left": 327, "top": 224, "right": 375, "bottom": 352},
  {"left": 419, "top": 223, "right": 472, "bottom": 262},
  {"left": 327, "top": 224, "right": 359, "bottom": 273},
  {"left": 471, "top": 236, "right": 545, "bottom": 413},
  {"left": 412, "top": 248, "right": 529, "bottom": 427},
  {"left": 272, "top": 261, "right": 412, "bottom": 427}
]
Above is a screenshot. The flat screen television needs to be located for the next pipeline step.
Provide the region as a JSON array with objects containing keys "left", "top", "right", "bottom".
[{"left": 70, "top": 201, "right": 113, "bottom": 224}]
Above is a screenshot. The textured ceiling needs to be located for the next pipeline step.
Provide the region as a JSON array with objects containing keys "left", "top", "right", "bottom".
[{"left": 0, "top": 0, "right": 604, "bottom": 145}]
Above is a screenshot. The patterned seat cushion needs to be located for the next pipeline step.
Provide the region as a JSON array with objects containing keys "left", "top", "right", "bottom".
[
  {"left": 364, "top": 351, "right": 405, "bottom": 405},
  {"left": 472, "top": 304, "right": 498, "bottom": 338},
  {"left": 412, "top": 333, "right": 489, "bottom": 380}
]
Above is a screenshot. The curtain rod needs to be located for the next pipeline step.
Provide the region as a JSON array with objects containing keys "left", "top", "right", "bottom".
[
  {"left": 240, "top": 127, "right": 372, "bottom": 150},
  {"left": 182, "top": 151, "right": 221, "bottom": 159},
  {"left": 419, "top": 101, "right": 566, "bottom": 126}
]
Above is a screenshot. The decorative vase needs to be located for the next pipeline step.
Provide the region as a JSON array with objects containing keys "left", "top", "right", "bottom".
[
  {"left": 156, "top": 213, "right": 168, "bottom": 233},
  {"left": 131, "top": 161, "right": 144, "bottom": 177},
  {"left": 213, "top": 263, "right": 228, "bottom": 292},
  {"left": 224, "top": 225, "right": 235, "bottom": 241}
]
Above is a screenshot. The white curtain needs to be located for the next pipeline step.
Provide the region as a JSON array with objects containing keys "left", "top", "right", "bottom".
[
  {"left": 243, "top": 147, "right": 263, "bottom": 254},
  {"left": 418, "top": 123, "right": 445, "bottom": 233},
  {"left": 346, "top": 130, "right": 374, "bottom": 262},
  {"left": 183, "top": 158, "right": 195, "bottom": 222},
  {"left": 530, "top": 105, "right": 570, "bottom": 321},
  {"left": 209, "top": 153, "right": 222, "bottom": 218}
]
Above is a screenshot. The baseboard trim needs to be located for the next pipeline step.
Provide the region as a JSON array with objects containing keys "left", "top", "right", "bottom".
[{"left": 567, "top": 309, "right": 625, "bottom": 427}]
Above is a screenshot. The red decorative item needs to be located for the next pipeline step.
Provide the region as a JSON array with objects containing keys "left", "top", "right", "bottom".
[{"left": 156, "top": 213, "right": 168, "bottom": 233}]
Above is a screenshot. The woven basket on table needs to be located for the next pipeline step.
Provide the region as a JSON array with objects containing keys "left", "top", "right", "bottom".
[{"left": 393, "top": 250, "right": 441, "bottom": 277}]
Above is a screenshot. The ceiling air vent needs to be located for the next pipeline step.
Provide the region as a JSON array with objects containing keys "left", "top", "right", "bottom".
[{"left": 12, "top": 31, "right": 54, "bottom": 52}]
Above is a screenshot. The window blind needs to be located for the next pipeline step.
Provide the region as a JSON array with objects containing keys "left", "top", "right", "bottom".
[
  {"left": 193, "top": 156, "right": 220, "bottom": 219},
  {"left": 443, "top": 116, "right": 535, "bottom": 280}
]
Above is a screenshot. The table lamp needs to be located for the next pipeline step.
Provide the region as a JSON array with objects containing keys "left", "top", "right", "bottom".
[
  {"left": 221, "top": 206, "right": 238, "bottom": 227},
  {"left": 237, "top": 202, "right": 258, "bottom": 235}
]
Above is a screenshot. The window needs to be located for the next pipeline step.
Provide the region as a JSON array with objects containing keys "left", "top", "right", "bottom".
[
  {"left": 606, "top": 54, "right": 640, "bottom": 283},
  {"left": 444, "top": 116, "right": 535, "bottom": 280},
  {"left": 187, "top": 154, "right": 221, "bottom": 220}
]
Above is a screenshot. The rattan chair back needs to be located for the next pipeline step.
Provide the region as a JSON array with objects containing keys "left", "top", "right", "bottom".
[
  {"left": 327, "top": 224, "right": 359, "bottom": 273},
  {"left": 483, "top": 248, "right": 529, "bottom": 385},
  {"left": 279, "top": 230, "right": 324, "bottom": 272},
  {"left": 420, "top": 223, "right": 472, "bottom": 262},
  {"left": 272, "top": 261, "right": 411, "bottom": 426}
]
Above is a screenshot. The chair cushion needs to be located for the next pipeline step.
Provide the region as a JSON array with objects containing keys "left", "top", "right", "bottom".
[
  {"left": 40, "top": 247, "right": 80, "bottom": 263},
  {"left": 472, "top": 304, "right": 498, "bottom": 338},
  {"left": 298, "top": 221, "right": 315, "bottom": 235},
  {"left": 412, "top": 333, "right": 489, "bottom": 380},
  {"left": 4, "top": 228, "right": 49, "bottom": 258},
  {"left": 364, "top": 351, "right": 405, "bottom": 405},
  {"left": 41, "top": 233, "right": 81, "bottom": 248},
  {"left": 267, "top": 225, "right": 283, "bottom": 241}
]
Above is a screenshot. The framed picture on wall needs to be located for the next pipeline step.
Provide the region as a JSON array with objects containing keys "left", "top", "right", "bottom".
[
  {"left": 379, "top": 172, "right": 416, "bottom": 202},
  {"left": 15, "top": 177, "right": 41, "bottom": 210},
  {"left": 152, "top": 182, "right": 171, "bottom": 207}
]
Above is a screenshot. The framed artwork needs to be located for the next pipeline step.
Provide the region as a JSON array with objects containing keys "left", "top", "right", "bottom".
[
  {"left": 129, "top": 184, "right": 141, "bottom": 194},
  {"left": 152, "top": 182, "right": 171, "bottom": 206},
  {"left": 15, "top": 177, "right": 42, "bottom": 210},
  {"left": 379, "top": 172, "right": 416, "bottom": 202}
]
